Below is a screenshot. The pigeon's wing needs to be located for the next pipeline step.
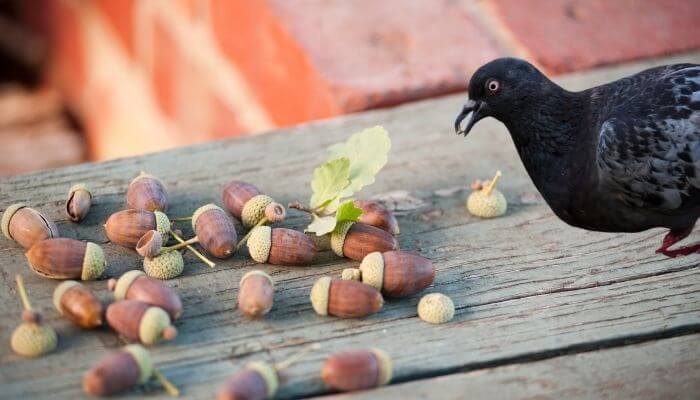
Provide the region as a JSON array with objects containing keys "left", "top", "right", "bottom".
[{"left": 595, "top": 65, "right": 700, "bottom": 213}]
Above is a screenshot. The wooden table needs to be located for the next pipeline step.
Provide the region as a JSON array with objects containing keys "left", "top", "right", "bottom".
[{"left": 1, "top": 55, "right": 699, "bottom": 399}]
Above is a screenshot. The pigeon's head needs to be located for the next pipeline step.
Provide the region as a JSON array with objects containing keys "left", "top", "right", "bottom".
[{"left": 455, "top": 58, "right": 548, "bottom": 136}]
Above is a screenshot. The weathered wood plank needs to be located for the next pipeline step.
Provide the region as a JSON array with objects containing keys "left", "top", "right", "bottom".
[
  {"left": 0, "top": 54, "right": 699, "bottom": 399},
  {"left": 314, "top": 334, "right": 700, "bottom": 400}
]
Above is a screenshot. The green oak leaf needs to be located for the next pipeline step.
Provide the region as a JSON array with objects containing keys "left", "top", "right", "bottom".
[
  {"left": 306, "top": 215, "right": 337, "bottom": 236},
  {"left": 310, "top": 157, "right": 351, "bottom": 209},
  {"left": 335, "top": 200, "right": 363, "bottom": 223}
]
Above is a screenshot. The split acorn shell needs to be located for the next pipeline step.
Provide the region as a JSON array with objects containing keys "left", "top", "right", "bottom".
[
  {"left": 83, "top": 344, "right": 154, "bottom": 396},
  {"left": 217, "top": 361, "right": 279, "bottom": 400},
  {"left": 417, "top": 293, "right": 455, "bottom": 324},
  {"left": 108, "top": 270, "right": 183, "bottom": 319},
  {"left": 321, "top": 349, "right": 392, "bottom": 392},
  {"left": 331, "top": 221, "right": 398, "bottom": 261},
  {"left": 349, "top": 251, "right": 434, "bottom": 298},
  {"left": 26, "top": 238, "right": 106, "bottom": 280},
  {"left": 354, "top": 200, "right": 399, "bottom": 235},
  {"left": 143, "top": 249, "right": 185, "bottom": 280},
  {"left": 105, "top": 209, "right": 170, "bottom": 248},
  {"left": 106, "top": 299, "right": 177, "bottom": 345},
  {"left": 126, "top": 172, "right": 168, "bottom": 212},
  {"left": 238, "top": 270, "right": 274, "bottom": 318},
  {"left": 192, "top": 204, "right": 238, "bottom": 258},
  {"left": 248, "top": 226, "right": 316, "bottom": 266},
  {"left": 2, "top": 203, "right": 59, "bottom": 249},
  {"left": 66, "top": 184, "right": 92, "bottom": 222},
  {"left": 53, "top": 280, "right": 103, "bottom": 328},
  {"left": 311, "top": 277, "right": 383, "bottom": 318},
  {"left": 11, "top": 313, "right": 58, "bottom": 357}
]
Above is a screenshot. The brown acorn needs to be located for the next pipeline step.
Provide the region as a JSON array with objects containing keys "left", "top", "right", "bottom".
[
  {"left": 26, "top": 238, "right": 106, "bottom": 280},
  {"left": 53, "top": 281, "right": 103, "bottom": 328},
  {"left": 343, "top": 251, "right": 434, "bottom": 298},
  {"left": 247, "top": 226, "right": 316, "bottom": 266},
  {"left": 2, "top": 203, "right": 59, "bottom": 249},
  {"left": 217, "top": 362, "right": 279, "bottom": 400},
  {"left": 192, "top": 204, "right": 238, "bottom": 258},
  {"left": 310, "top": 277, "right": 383, "bottom": 318},
  {"left": 105, "top": 209, "right": 171, "bottom": 248},
  {"left": 83, "top": 344, "right": 179, "bottom": 397},
  {"left": 126, "top": 172, "right": 168, "bottom": 212},
  {"left": 222, "top": 180, "right": 286, "bottom": 228},
  {"left": 331, "top": 221, "right": 398, "bottom": 261},
  {"left": 66, "top": 184, "right": 92, "bottom": 222},
  {"left": 321, "top": 349, "right": 392, "bottom": 392},
  {"left": 354, "top": 200, "right": 399, "bottom": 235},
  {"left": 108, "top": 270, "right": 183, "bottom": 319},
  {"left": 238, "top": 270, "right": 274, "bottom": 318},
  {"left": 106, "top": 299, "right": 177, "bottom": 345}
]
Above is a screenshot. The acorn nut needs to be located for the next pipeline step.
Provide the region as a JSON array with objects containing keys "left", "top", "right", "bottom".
[
  {"left": 222, "top": 180, "right": 285, "bottom": 228},
  {"left": 65, "top": 184, "right": 92, "bottom": 222},
  {"left": 192, "top": 204, "right": 237, "bottom": 258},
  {"left": 238, "top": 270, "right": 274, "bottom": 318},
  {"left": 108, "top": 270, "right": 183, "bottom": 319},
  {"left": 126, "top": 171, "right": 168, "bottom": 212},
  {"left": 467, "top": 171, "right": 507, "bottom": 218},
  {"left": 106, "top": 299, "right": 178, "bottom": 345},
  {"left": 310, "top": 277, "right": 383, "bottom": 318},
  {"left": 217, "top": 361, "right": 279, "bottom": 400},
  {"left": 247, "top": 226, "right": 316, "bottom": 266},
  {"left": 143, "top": 250, "right": 185, "bottom": 280},
  {"left": 53, "top": 281, "right": 103, "bottom": 328},
  {"left": 331, "top": 221, "right": 398, "bottom": 261},
  {"left": 344, "top": 251, "right": 434, "bottom": 298},
  {"left": 11, "top": 275, "right": 58, "bottom": 357},
  {"left": 321, "top": 349, "right": 392, "bottom": 392},
  {"left": 417, "top": 293, "right": 455, "bottom": 324},
  {"left": 354, "top": 200, "right": 399, "bottom": 235},
  {"left": 2, "top": 203, "right": 59, "bottom": 249},
  {"left": 105, "top": 209, "right": 170, "bottom": 248},
  {"left": 26, "top": 238, "right": 106, "bottom": 280}
]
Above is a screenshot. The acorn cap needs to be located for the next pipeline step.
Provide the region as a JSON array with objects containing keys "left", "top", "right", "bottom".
[
  {"left": 123, "top": 344, "right": 154, "bottom": 384},
  {"left": 130, "top": 171, "right": 166, "bottom": 188},
  {"left": 247, "top": 226, "right": 272, "bottom": 263},
  {"left": 1, "top": 203, "right": 26, "bottom": 240},
  {"left": 359, "top": 252, "right": 384, "bottom": 291},
  {"left": 82, "top": 242, "right": 106, "bottom": 280},
  {"left": 112, "top": 270, "right": 146, "bottom": 299},
  {"left": 191, "top": 203, "right": 224, "bottom": 231},
  {"left": 247, "top": 361, "right": 279, "bottom": 399},
  {"left": 340, "top": 268, "right": 362, "bottom": 281},
  {"left": 153, "top": 211, "right": 171, "bottom": 238},
  {"left": 466, "top": 189, "right": 507, "bottom": 218},
  {"left": 310, "top": 277, "right": 332, "bottom": 316},
  {"left": 68, "top": 183, "right": 92, "bottom": 198},
  {"left": 241, "top": 194, "right": 273, "bottom": 228},
  {"left": 330, "top": 221, "right": 355, "bottom": 257},
  {"left": 52, "top": 280, "right": 80, "bottom": 314},
  {"left": 143, "top": 251, "right": 184, "bottom": 280},
  {"left": 371, "top": 348, "right": 393, "bottom": 386},
  {"left": 11, "top": 322, "right": 58, "bottom": 357},
  {"left": 139, "top": 306, "right": 176, "bottom": 345},
  {"left": 240, "top": 270, "right": 274, "bottom": 288},
  {"left": 417, "top": 293, "right": 455, "bottom": 324}
]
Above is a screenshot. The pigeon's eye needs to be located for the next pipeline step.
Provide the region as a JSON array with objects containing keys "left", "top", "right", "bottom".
[{"left": 486, "top": 79, "right": 501, "bottom": 95}]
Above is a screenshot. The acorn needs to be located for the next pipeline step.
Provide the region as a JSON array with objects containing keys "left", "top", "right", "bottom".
[
  {"left": 136, "top": 229, "right": 216, "bottom": 269},
  {"left": 417, "top": 293, "right": 455, "bottom": 324},
  {"left": 143, "top": 248, "right": 185, "bottom": 280},
  {"left": 321, "top": 349, "right": 392, "bottom": 392},
  {"left": 106, "top": 299, "right": 177, "bottom": 345},
  {"left": 126, "top": 171, "right": 168, "bottom": 212},
  {"left": 467, "top": 170, "right": 507, "bottom": 218},
  {"left": 343, "top": 251, "right": 434, "bottom": 298},
  {"left": 26, "top": 238, "right": 106, "bottom": 280},
  {"left": 1, "top": 203, "right": 59, "bottom": 249},
  {"left": 10, "top": 275, "right": 57, "bottom": 357},
  {"left": 105, "top": 209, "right": 170, "bottom": 248},
  {"left": 354, "top": 200, "right": 399, "bottom": 235},
  {"left": 191, "top": 204, "right": 237, "bottom": 258},
  {"left": 83, "top": 344, "right": 179, "bottom": 397},
  {"left": 108, "top": 270, "right": 183, "bottom": 319},
  {"left": 53, "top": 281, "right": 103, "bottom": 328},
  {"left": 238, "top": 270, "right": 274, "bottom": 318},
  {"left": 66, "top": 184, "right": 92, "bottom": 222},
  {"left": 222, "top": 181, "right": 286, "bottom": 228},
  {"left": 331, "top": 221, "right": 398, "bottom": 261},
  {"left": 310, "top": 277, "right": 383, "bottom": 318},
  {"left": 247, "top": 226, "right": 316, "bottom": 266}
]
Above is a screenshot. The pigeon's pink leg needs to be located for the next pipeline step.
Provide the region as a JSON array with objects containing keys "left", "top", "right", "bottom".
[{"left": 656, "top": 227, "right": 700, "bottom": 258}]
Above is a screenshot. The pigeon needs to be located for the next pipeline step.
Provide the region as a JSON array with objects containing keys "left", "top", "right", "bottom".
[{"left": 454, "top": 58, "right": 700, "bottom": 257}]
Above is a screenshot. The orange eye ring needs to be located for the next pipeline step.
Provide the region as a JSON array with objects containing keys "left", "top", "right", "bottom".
[{"left": 486, "top": 79, "right": 501, "bottom": 94}]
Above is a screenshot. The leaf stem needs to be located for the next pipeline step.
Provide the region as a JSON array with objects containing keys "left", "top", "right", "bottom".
[{"left": 153, "top": 368, "right": 180, "bottom": 397}]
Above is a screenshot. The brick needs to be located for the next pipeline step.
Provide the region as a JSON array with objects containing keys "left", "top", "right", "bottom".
[{"left": 488, "top": 0, "right": 700, "bottom": 74}]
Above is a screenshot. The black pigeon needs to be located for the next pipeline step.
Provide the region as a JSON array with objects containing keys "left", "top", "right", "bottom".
[{"left": 455, "top": 58, "right": 700, "bottom": 257}]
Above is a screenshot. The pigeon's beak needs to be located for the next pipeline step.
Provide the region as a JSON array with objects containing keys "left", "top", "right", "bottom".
[{"left": 454, "top": 99, "right": 484, "bottom": 136}]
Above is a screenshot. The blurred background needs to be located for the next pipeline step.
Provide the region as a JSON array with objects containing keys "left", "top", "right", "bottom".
[{"left": 1, "top": 0, "right": 699, "bottom": 176}]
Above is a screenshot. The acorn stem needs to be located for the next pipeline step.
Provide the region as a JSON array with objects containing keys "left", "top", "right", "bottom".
[
  {"left": 153, "top": 368, "right": 180, "bottom": 397},
  {"left": 15, "top": 274, "right": 32, "bottom": 311},
  {"left": 274, "top": 343, "right": 321, "bottom": 371},
  {"left": 169, "top": 230, "right": 215, "bottom": 268},
  {"left": 235, "top": 217, "right": 269, "bottom": 251},
  {"left": 483, "top": 170, "right": 502, "bottom": 196},
  {"left": 170, "top": 216, "right": 192, "bottom": 222},
  {"left": 162, "top": 237, "right": 199, "bottom": 252},
  {"left": 288, "top": 201, "right": 324, "bottom": 214}
]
